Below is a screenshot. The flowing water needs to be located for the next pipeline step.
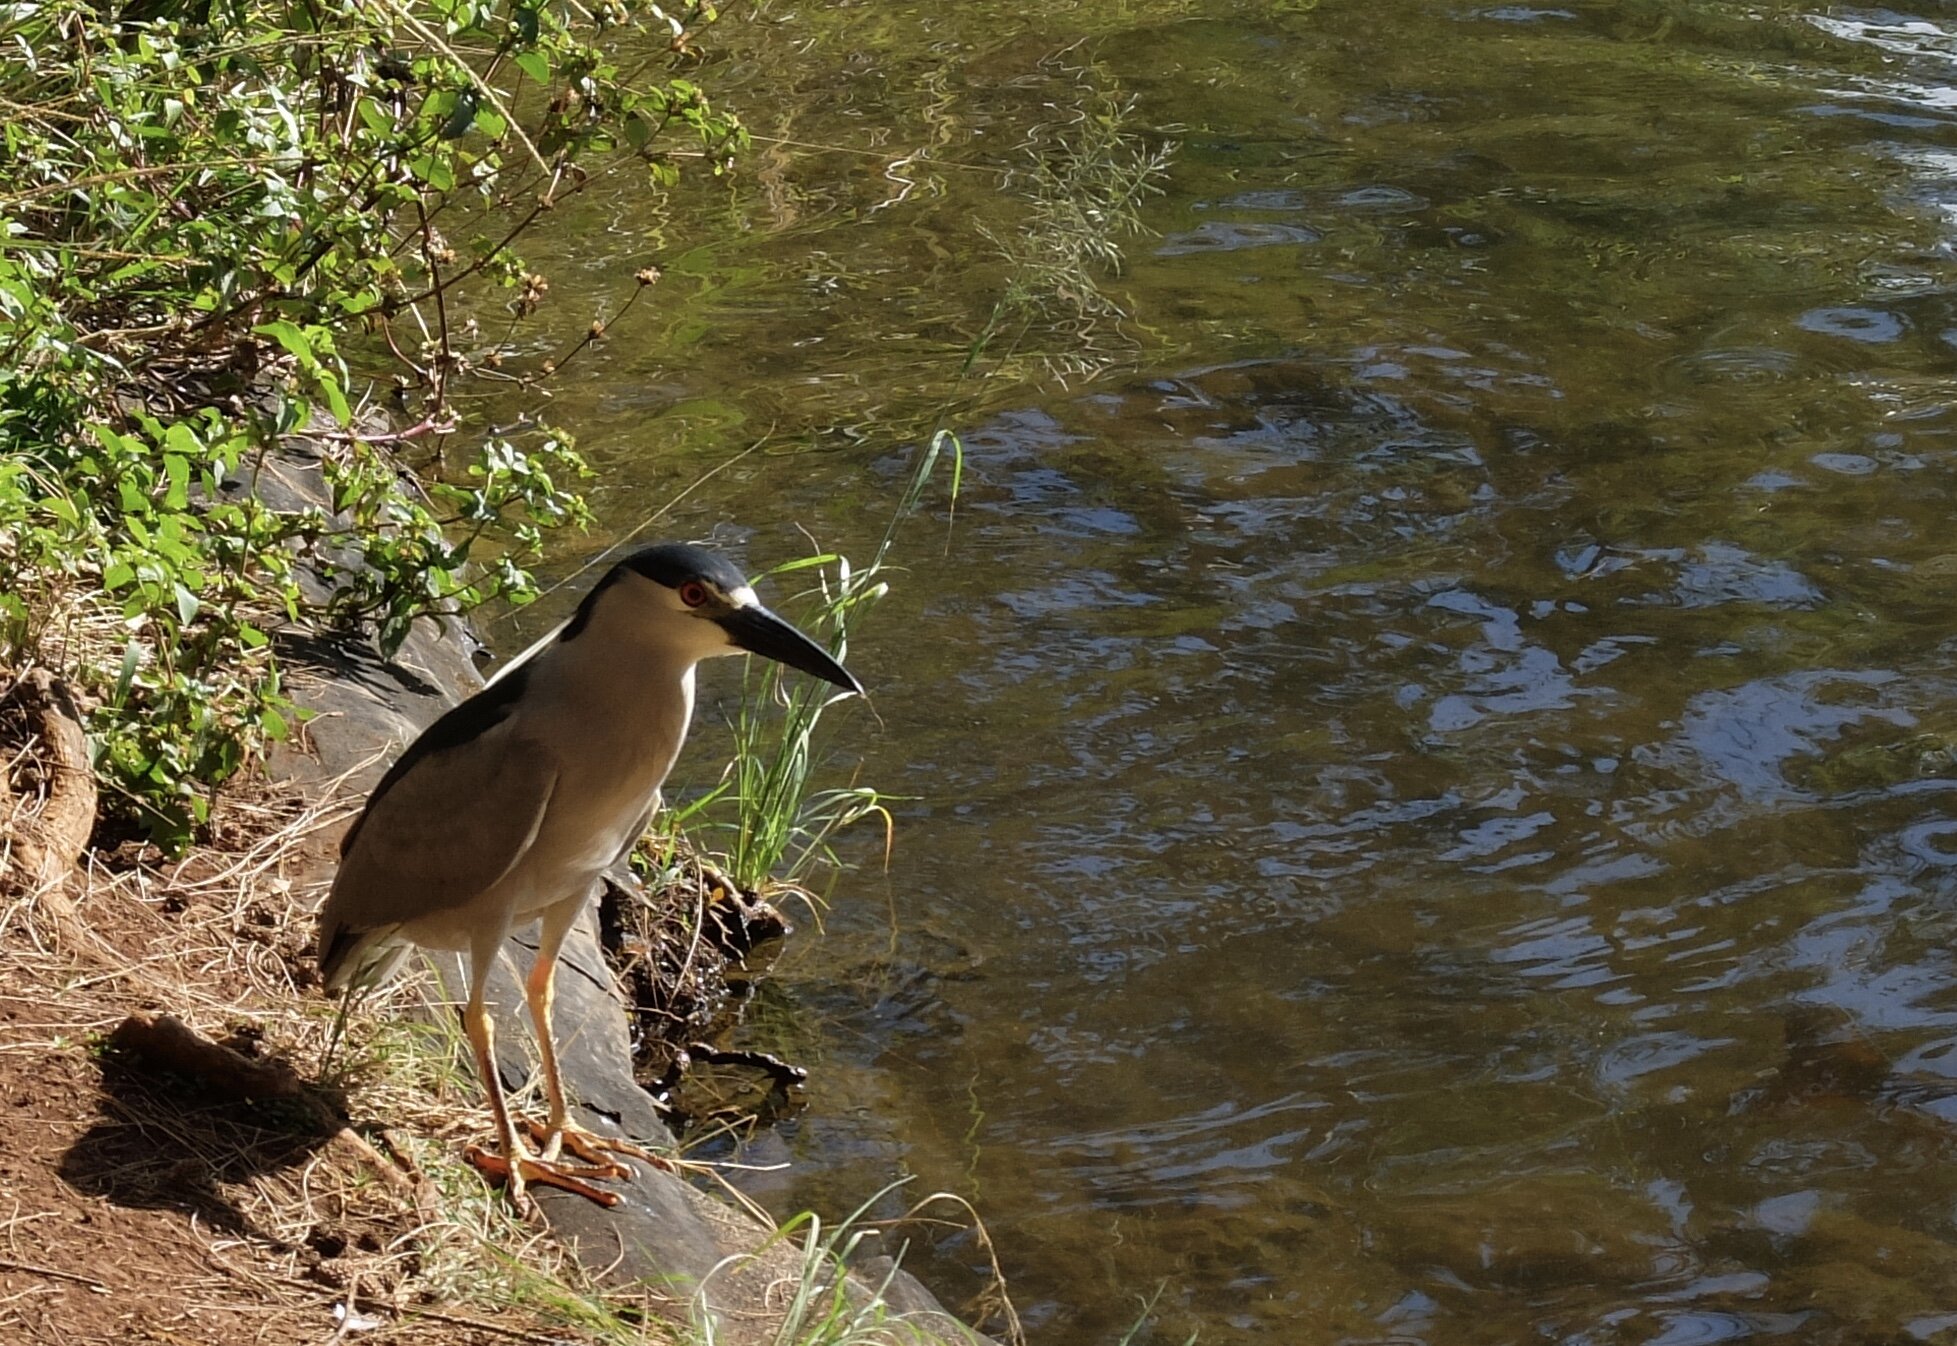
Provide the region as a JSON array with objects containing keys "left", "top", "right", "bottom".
[{"left": 475, "top": 3, "right": 1957, "bottom": 1340}]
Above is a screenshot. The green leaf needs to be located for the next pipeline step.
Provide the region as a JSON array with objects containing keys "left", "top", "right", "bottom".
[
  {"left": 254, "top": 319, "right": 317, "bottom": 366},
  {"left": 768, "top": 553, "right": 842, "bottom": 575},
  {"left": 113, "top": 643, "right": 140, "bottom": 709},
  {"left": 162, "top": 454, "right": 190, "bottom": 509},
  {"left": 315, "top": 371, "right": 353, "bottom": 427},
  {"left": 356, "top": 97, "right": 397, "bottom": 136},
  {"left": 162, "top": 420, "right": 201, "bottom": 457},
  {"left": 407, "top": 153, "right": 456, "bottom": 192}
]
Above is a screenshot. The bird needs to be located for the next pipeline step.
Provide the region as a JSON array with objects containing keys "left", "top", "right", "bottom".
[{"left": 315, "top": 542, "right": 863, "bottom": 1210}]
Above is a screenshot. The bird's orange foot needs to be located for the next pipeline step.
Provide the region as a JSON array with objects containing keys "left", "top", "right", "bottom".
[
  {"left": 463, "top": 1142, "right": 623, "bottom": 1211},
  {"left": 521, "top": 1118, "right": 668, "bottom": 1175}
]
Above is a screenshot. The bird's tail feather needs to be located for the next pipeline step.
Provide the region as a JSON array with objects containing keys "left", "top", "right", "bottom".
[{"left": 318, "top": 922, "right": 414, "bottom": 994}]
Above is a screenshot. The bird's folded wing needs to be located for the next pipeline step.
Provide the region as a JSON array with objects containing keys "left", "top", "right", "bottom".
[{"left": 325, "top": 728, "right": 558, "bottom": 932}]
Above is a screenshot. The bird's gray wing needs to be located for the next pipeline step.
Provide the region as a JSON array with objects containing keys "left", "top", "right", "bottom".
[
  {"left": 608, "top": 790, "right": 662, "bottom": 869},
  {"left": 321, "top": 722, "right": 558, "bottom": 941}
]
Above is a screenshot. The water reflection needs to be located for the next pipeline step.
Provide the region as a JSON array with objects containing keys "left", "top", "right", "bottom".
[
  {"left": 477, "top": 0, "right": 1957, "bottom": 1340},
  {"left": 1156, "top": 220, "right": 1325, "bottom": 256}
]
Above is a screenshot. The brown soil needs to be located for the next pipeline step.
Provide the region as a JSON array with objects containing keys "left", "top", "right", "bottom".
[{"left": 0, "top": 685, "right": 633, "bottom": 1346}]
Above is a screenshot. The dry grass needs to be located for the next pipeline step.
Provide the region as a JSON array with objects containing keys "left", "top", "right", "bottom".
[{"left": 0, "top": 755, "right": 679, "bottom": 1346}]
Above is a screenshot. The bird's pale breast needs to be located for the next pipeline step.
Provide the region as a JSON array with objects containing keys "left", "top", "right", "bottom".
[{"left": 498, "top": 656, "right": 695, "bottom": 919}]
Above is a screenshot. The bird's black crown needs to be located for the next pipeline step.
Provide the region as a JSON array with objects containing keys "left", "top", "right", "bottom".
[
  {"left": 616, "top": 542, "right": 750, "bottom": 593},
  {"left": 558, "top": 542, "right": 749, "bottom": 643}
]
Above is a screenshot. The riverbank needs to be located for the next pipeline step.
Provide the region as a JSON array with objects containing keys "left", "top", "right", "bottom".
[{"left": 0, "top": 443, "right": 998, "bottom": 1344}]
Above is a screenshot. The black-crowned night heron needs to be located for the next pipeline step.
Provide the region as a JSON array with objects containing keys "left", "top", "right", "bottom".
[{"left": 316, "top": 542, "right": 862, "bottom": 1209}]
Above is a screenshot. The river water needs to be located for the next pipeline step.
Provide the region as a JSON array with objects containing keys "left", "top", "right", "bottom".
[{"left": 478, "top": 3, "right": 1957, "bottom": 1341}]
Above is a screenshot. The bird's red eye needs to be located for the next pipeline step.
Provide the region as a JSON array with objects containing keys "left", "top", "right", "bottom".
[{"left": 678, "top": 581, "right": 709, "bottom": 608}]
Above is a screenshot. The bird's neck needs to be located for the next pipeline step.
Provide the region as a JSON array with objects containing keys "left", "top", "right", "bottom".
[{"left": 533, "top": 611, "right": 702, "bottom": 763}]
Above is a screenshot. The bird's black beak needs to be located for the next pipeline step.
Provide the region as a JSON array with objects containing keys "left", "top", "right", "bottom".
[{"left": 717, "top": 604, "right": 865, "bottom": 697}]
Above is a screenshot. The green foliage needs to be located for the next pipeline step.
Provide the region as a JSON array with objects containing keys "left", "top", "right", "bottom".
[
  {"left": 969, "top": 79, "right": 1174, "bottom": 383},
  {"left": 0, "top": 0, "right": 745, "bottom": 845},
  {"left": 694, "top": 431, "right": 962, "bottom": 895}
]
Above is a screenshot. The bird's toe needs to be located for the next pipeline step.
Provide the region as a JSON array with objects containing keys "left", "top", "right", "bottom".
[
  {"left": 464, "top": 1142, "right": 624, "bottom": 1210},
  {"left": 520, "top": 1117, "right": 663, "bottom": 1177}
]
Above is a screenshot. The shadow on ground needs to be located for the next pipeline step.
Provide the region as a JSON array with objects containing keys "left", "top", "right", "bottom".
[{"left": 56, "top": 1031, "right": 341, "bottom": 1241}]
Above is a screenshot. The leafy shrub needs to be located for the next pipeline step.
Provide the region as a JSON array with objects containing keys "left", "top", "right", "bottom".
[{"left": 0, "top": 0, "right": 744, "bottom": 845}]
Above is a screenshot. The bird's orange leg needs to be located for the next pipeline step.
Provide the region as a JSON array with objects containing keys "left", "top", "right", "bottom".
[
  {"left": 521, "top": 896, "right": 663, "bottom": 1175},
  {"left": 460, "top": 939, "right": 621, "bottom": 1212}
]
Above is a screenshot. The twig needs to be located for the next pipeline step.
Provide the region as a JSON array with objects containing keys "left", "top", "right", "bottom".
[
  {"left": 0, "top": 155, "right": 294, "bottom": 208},
  {"left": 398, "top": 194, "right": 553, "bottom": 307},
  {"left": 307, "top": 415, "right": 458, "bottom": 446},
  {"left": 330, "top": 1274, "right": 364, "bottom": 1343},
  {"left": 403, "top": 1306, "right": 564, "bottom": 1342},
  {"left": 0, "top": 1256, "right": 109, "bottom": 1292}
]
